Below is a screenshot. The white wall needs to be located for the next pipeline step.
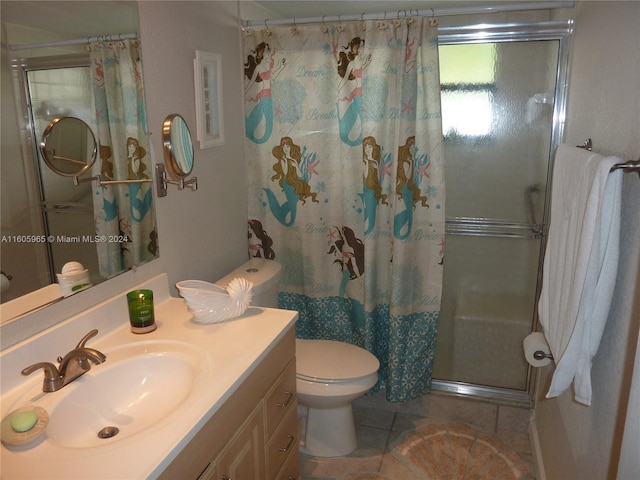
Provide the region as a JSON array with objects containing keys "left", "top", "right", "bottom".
[
  {"left": 138, "top": 1, "right": 249, "bottom": 294},
  {"left": 534, "top": 2, "right": 640, "bottom": 479}
]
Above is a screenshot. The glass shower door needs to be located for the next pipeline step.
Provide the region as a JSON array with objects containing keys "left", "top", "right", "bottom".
[
  {"left": 22, "top": 58, "right": 98, "bottom": 284},
  {"left": 432, "top": 33, "right": 567, "bottom": 396}
]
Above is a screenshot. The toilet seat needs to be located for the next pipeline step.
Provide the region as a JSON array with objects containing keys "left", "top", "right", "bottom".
[{"left": 296, "top": 339, "right": 380, "bottom": 383}]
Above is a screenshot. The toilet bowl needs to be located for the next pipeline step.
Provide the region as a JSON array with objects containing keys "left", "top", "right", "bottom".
[
  {"left": 295, "top": 338, "right": 379, "bottom": 457},
  {"left": 216, "top": 258, "right": 380, "bottom": 457}
]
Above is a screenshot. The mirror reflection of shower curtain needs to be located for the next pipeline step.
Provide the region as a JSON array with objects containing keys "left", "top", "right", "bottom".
[
  {"left": 244, "top": 18, "right": 445, "bottom": 402},
  {"left": 89, "top": 39, "right": 157, "bottom": 277}
]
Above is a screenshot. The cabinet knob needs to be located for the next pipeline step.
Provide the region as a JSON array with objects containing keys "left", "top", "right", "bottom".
[{"left": 221, "top": 476, "right": 232, "bottom": 480}]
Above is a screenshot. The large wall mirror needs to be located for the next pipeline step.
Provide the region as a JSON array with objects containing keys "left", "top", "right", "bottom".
[{"left": 0, "top": 1, "right": 158, "bottom": 322}]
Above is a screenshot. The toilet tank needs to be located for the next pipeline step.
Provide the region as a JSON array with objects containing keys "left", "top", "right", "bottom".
[{"left": 215, "top": 258, "right": 282, "bottom": 308}]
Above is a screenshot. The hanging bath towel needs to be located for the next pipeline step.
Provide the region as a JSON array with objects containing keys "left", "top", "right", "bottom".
[{"left": 538, "top": 144, "right": 623, "bottom": 405}]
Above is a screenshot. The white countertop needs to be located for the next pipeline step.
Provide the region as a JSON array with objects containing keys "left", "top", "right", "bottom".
[{"left": 0, "top": 274, "right": 298, "bottom": 479}]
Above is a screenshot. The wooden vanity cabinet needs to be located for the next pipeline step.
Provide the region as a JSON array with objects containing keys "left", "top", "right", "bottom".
[{"left": 159, "top": 326, "right": 298, "bottom": 480}]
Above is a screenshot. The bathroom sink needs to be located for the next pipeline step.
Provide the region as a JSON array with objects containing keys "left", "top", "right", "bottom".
[
  {"left": 0, "top": 276, "right": 298, "bottom": 480},
  {"left": 12, "top": 340, "right": 211, "bottom": 449}
]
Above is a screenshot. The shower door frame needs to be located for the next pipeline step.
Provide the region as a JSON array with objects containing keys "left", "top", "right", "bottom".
[{"left": 432, "top": 20, "right": 574, "bottom": 406}]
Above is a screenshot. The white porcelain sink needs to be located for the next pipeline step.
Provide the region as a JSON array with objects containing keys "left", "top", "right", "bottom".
[{"left": 7, "top": 340, "right": 211, "bottom": 449}]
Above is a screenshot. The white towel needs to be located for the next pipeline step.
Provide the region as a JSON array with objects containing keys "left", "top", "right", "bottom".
[{"left": 538, "top": 144, "right": 623, "bottom": 405}]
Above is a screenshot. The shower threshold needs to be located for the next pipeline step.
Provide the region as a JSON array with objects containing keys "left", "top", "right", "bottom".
[{"left": 431, "top": 379, "right": 533, "bottom": 408}]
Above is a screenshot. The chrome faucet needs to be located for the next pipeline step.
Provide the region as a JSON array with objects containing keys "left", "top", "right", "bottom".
[{"left": 21, "top": 329, "right": 106, "bottom": 392}]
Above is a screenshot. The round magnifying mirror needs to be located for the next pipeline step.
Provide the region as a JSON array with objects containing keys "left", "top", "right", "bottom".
[
  {"left": 162, "top": 114, "right": 194, "bottom": 178},
  {"left": 40, "top": 117, "right": 97, "bottom": 176}
]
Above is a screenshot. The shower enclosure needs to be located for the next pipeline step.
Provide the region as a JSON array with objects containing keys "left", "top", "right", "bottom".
[{"left": 431, "top": 21, "right": 573, "bottom": 404}]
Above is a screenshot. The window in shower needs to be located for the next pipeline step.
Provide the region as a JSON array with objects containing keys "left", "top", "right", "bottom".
[{"left": 439, "top": 43, "right": 496, "bottom": 139}]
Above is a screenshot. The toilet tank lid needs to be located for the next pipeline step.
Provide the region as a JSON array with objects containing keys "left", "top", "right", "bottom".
[{"left": 216, "top": 258, "right": 282, "bottom": 295}]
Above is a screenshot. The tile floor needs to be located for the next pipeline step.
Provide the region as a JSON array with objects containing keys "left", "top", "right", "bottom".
[{"left": 299, "top": 390, "right": 535, "bottom": 479}]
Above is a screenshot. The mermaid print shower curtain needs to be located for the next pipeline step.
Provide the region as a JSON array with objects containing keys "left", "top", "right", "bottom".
[
  {"left": 244, "top": 16, "right": 445, "bottom": 401},
  {"left": 89, "top": 39, "right": 157, "bottom": 277}
]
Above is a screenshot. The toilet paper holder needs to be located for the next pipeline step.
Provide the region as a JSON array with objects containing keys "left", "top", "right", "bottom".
[{"left": 533, "top": 350, "right": 553, "bottom": 361}]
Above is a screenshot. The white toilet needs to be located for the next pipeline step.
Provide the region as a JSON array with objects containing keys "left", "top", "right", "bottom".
[
  {"left": 217, "top": 258, "right": 380, "bottom": 458},
  {"left": 295, "top": 338, "right": 379, "bottom": 457}
]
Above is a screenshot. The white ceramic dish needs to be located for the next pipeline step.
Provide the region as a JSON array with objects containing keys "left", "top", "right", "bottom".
[{"left": 176, "top": 278, "right": 253, "bottom": 323}]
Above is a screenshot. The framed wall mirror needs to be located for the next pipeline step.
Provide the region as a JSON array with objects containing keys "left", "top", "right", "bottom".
[{"left": 0, "top": 1, "right": 158, "bottom": 323}]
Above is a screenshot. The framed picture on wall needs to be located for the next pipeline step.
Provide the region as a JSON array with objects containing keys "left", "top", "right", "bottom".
[{"left": 194, "top": 50, "right": 224, "bottom": 149}]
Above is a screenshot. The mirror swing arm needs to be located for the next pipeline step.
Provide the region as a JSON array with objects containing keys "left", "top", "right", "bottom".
[
  {"left": 156, "top": 114, "right": 198, "bottom": 197},
  {"left": 155, "top": 164, "right": 197, "bottom": 197},
  {"left": 73, "top": 174, "right": 153, "bottom": 188}
]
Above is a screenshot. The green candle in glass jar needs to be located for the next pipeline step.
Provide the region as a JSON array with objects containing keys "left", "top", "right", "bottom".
[{"left": 127, "top": 289, "right": 157, "bottom": 333}]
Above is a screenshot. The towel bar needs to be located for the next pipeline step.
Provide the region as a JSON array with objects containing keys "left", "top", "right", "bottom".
[{"left": 577, "top": 138, "right": 640, "bottom": 177}]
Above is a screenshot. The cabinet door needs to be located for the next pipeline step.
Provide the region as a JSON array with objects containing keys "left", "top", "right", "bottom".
[{"left": 216, "top": 404, "right": 265, "bottom": 480}]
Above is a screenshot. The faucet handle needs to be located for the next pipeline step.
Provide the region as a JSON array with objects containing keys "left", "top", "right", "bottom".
[
  {"left": 22, "top": 362, "right": 64, "bottom": 392},
  {"left": 56, "top": 329, "right": 100, "bottom": 367},
  {"left": 75, "top": 329, "right": 99, "bottom": 349},
  {"left": 74, "top": 330, "right": 100, "bottom": 370}
]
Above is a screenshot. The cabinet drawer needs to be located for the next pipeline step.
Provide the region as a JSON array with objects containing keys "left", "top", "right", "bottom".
[
  {"left": 266, "top": 406, "right": 298, "bottom": 480},
  {"left": 265, "top": 358, "right": 297, "bottom": 438}
]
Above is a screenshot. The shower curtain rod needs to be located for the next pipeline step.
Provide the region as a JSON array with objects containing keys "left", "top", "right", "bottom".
[
  {"left": 9, "top": 33, "right": 139, "bottom": 51},
  {"left": 243, "top": 0, "right": 574, "bottom": 27}
]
